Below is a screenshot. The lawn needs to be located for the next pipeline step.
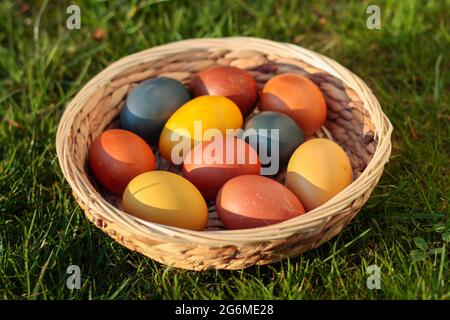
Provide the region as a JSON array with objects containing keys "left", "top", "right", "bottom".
[{"left": 0, "top": 0, "right": 448, "bottom": 299}]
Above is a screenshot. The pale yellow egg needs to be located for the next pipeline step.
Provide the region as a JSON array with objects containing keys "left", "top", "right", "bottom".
[
  {"left": 286, "top": 138, "right": 353, "bottom": 211},
  {"left": 123, "top": 171, "right": 208, "bottom": 231}
]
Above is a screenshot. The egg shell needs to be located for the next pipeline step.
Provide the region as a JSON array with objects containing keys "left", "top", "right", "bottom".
[
  {"left": 244, "top": 111, "right": 304, "bottom": 170},
  {"left": 121, "top": 77, "right": 190, "bottom": 142},
  {"left": 159, "top": 96, "right": 243, "bottom": 162},
  {"left": 216, "top": 175, "right": 305, "bottom": 230},
  {"left": 182, "top": 137, "right": 261, "bottom": 200},
  {"left": 89, "top": 129, "right": 156, "bottom": 195},
  {"left": 189, "top": 66, "right": 258, "bottom": 116},
  {"left": 286, "top": 138, "right": 353, "bottom": 211},
  {"left": 123, "top": 171, "right": 208, "bottom": 231},
  {"left": 259, "top": 73, "right": 327, "bottom": 136}
]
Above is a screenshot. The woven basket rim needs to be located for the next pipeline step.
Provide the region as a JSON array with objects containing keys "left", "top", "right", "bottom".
[{"left": 56, "top": 37, "right": 393, "bottom": 246}]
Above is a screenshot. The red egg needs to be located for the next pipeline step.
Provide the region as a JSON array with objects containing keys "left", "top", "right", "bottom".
[
  {"left": 216, "top": 175, "right": 305, "bottom": 230},
  {"left": 189, "top": 65, "right": 258, "bottom": 116},
  {"left": 260, "top": 73, "right": 327, "bottom": 136},
  {"left": 183, "top": 137, "right": 261, "bottom": 200},
  {"left": 89, "top": 129, "right": 156, "bottom": 195}
]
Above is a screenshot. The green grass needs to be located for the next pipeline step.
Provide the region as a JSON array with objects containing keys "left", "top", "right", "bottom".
[{"left": 0, "top": 0, "right": 449, "bottom": 300}]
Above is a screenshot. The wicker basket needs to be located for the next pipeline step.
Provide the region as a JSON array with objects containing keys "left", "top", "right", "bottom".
[{"left": 56, "top": 37, "right": 392, "bottom": 270}]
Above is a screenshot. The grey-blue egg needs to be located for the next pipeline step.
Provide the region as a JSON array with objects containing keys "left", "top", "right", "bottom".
[
  {"left": 121, "top": 77, "right": 190, "bottom": 142},
  {"left": 244, "top": 111, "right": 304, "bottom": 170}
]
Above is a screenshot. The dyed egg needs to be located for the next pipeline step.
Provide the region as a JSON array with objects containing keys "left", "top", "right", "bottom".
[
  {"left": 260, "top": 73, "right": 327, "bottom": 136},
  {"left": 189, "top": 66, "right": 258, "bottom": 116},
  {"left": 286, "top": 138, "right": 352, "bottom": 211},
  {"left": 121, "top": 77, "right": 190, "bottom": 142},
  {"left": 244, "top": 111, "right": 304, "bottom": 170},
  {"left": 182, "top": 137, "right": 261, "bottom": 200},
  {"left": 123, "top": 171, "right": 208, "bottom": 231},
  {"left": 159, "top": 96, "right": 243, "bottom": 163},
  {"left": 216, "top": 175, "right": 305, "bottom": 230},
  {"left": 89, "top": 129, "right": 156, "bottom": 195}
]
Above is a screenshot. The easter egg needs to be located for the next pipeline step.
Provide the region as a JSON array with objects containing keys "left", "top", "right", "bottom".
[
  {"left": 89, "top": 129, "right": 156, "bottom": 195},
  {"left": 244, "top": 111, "right": 304, "bottom": 170},
  {"left": 121, "top": 77, "right": 190, "bottom": 142},
  {"left": 182, "top": 137, "right": 261, "bottom": 200},
  {"left": 123, "top": 171, "right": 208, "bottom": 231},
  {"left": 159, "top": 96, "right": 243, "bottom": 163},
  {"left": 216, "top": 175, "right": 305, "bottom": 230},
  {"left": 189, "top": 66, "right": 258, "bottom": 116},
  {"left": 260, "top": 73, "right": 327, "bottom": 136},
  {"left": 286, "top": 138, "right": 352, "bottom": 211}
]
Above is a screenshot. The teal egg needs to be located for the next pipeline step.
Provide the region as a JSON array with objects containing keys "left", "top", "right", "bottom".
[
  {"left": 121, "top": 77, "right": 190, "bottom": 142},
  {"left": 244, "top": 111, "right": 304, "bottom": 170}
]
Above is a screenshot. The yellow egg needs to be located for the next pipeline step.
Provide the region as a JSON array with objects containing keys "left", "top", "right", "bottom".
[
  {"left": 159, "top": 96, "right": 243, "bottom": 162},
  {"left": 286, "top": 138, "right": 353, "bottom": 211},
  {"left": 123, "top": 171, "right": 208, "bottom": 231}
]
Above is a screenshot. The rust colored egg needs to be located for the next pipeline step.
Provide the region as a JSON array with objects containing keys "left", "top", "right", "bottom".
[
  {"left": 89, "top": 129, "right": 156, "bottom": 195},
  {"left": 260, "top": 73, "right": 327, "bottom": 136},
  {"left": 183, "top": 137, "right": 261, "bottom": 200},
  {"left": 189, "top": 65, "right": 258, "bottom": 116},
  {"left": 216, "top": 175, "right": 305, "bottom": 230}
]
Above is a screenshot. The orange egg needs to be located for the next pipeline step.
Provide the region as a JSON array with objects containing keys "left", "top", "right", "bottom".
[
  {"left": 182, "top": 137, "right": 261, "bottom": 200},
  {"left": 260, "top": 73, "right": 327, "bottom": 136},
  {"left": 89, "top": 129, "right": 156, "bottom": 195}
]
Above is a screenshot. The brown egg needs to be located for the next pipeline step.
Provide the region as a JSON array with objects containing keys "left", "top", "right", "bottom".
[
  {"left": 189, "top": 65, "right": 258, "bottom": 116},
  {"left": 216, "top": 175, "right": 305, "bottom": 230},
  {"left": 89, "top": 129, "right": 156, "bottom": 195},
  {"left": 260, "top": 73, "right": 327, "bottom": 136},
  {"left": 183, "top": 137, "right": 261, "bottom": 200}
]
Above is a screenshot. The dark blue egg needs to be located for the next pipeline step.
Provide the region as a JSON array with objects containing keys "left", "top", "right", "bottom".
[
  {"left": 121, "top": 77, "right": 190, "bottom": 142},
  {"left": 244, "top": 111, "right": 304, "bottom": 171}
]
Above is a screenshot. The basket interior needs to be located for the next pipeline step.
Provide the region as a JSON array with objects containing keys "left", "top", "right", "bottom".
[{"left": 71, "top": 48, "right": 377, "bottom": 231}]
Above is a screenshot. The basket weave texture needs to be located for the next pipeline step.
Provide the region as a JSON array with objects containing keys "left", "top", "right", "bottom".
[{"left": 56, "top": 37, "right": 393, "bottom": 270}]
